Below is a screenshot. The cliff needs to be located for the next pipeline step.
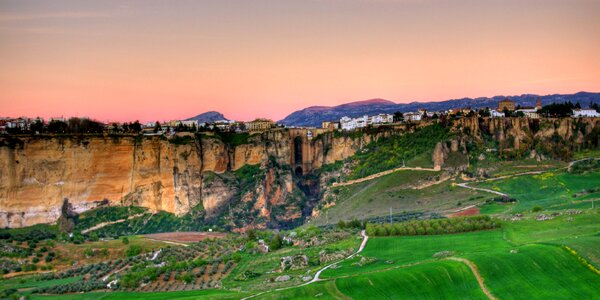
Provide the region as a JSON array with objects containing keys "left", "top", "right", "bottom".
[{"left": 0, "top": 129, "right": 378, "bottom": 229}]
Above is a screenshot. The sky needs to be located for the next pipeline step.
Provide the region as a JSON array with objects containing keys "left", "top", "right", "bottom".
[{"left": 1, "top": 0, "right": 599, "bottom": 123}]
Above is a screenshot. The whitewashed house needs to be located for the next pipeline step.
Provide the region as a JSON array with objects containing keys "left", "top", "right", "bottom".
[{"left": 572, "top": 109, "right": 600, "bottom": 118}]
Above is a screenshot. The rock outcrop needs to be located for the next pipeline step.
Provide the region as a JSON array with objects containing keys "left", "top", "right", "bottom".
[{"left": 0, "top": 129, "right": 380, "bottom": 228}]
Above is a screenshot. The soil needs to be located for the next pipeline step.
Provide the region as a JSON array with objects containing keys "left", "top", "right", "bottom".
[{"left": 142, "top": 231, "right": 227, "bottom": 243}]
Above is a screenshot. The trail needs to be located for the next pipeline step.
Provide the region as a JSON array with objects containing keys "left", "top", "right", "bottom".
[
  {"left": 143, "top": 238, "right": 189, "bottom": 247},
  {"left": 240, "top": 230, "right": 368, "bottom": 300},
  {"left": 332, "top": 166, "right": 438, "bottom": 187},
  {"left": 455, "top": 182, "right": 509, "bottom": 197},
  {"left": 446, "top": 257, "right": 497, "bottom": 300},
  {"left": 81, "top": 213, "right": 144, "bottom": 234}
]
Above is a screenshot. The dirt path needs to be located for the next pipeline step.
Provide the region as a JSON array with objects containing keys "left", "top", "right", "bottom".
[
  {"left": 332, "top": 166, "right": 438, "bottom": 187},
  {"left": 143, "top": 238, "right": 189, "bottom": 247},
  {"left": 455, "top": 182, "right": 509, "bottom": 197},
  {"left": 446, "top": 257, "right": 497, "bottom": 300},
  {"left": 81, "top": 213, "right": 145, "bottom": 234},
  {"left": 240, "top": 230, "right": 369, "bottom": 300}
]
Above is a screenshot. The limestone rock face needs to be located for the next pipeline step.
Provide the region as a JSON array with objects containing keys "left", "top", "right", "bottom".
[{"left": 0, "top": 129, "right": 371, "bottom": 228}]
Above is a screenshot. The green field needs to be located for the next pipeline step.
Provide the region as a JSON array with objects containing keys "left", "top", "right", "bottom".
[
  {"left": 473, "top": 171, "right": 600, "bottom": 212},
  {"left": 266, "top": 209, "right": 600, "bottom": 299},
  {"left": 257, "top": 260, "right": 487, "bottom": 300},
  {"left": 313, "top": 170, "right": 494, "bottom": 225},
  {"left": 30, "top": 289, "right": 247, "bottom": 300}
]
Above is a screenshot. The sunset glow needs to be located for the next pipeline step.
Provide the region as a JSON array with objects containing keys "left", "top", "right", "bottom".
[{"left": 1, "top": 0, "right": 600, "bottom": 122}]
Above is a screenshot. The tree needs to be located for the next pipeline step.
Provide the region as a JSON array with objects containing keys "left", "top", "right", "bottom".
[
  {"left": 126, "top": 245, "right": 142, "bottom": 257},
  {"left": 393, "top": 111, "right": 404, "bottom": 123},
  {"left": 269, "top": 234, "right": 283, "bottom": 251},
  {"left": 153, "top": 122, "right": 162, "bottom": 133},
  {"left": 337, "top": 220, "right": 346, "bottom": 229},
  {"left": 121, "top": 237, "right": 129, "bottom": 245},
  {"left": 30, "top": 119, "right": 44, "bottom": 133}
]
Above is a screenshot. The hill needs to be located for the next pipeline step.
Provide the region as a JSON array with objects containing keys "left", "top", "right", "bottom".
[
  {"left": 186, "top": 111, "right": 229, "bottom": 123},
  {"left": 279, "top": 91, "right": 600, "bottom": 127}
]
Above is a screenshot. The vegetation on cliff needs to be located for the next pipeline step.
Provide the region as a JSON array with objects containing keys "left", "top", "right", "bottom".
[{"left": 348, "top": 124, "right": 450, "bottom": 179}]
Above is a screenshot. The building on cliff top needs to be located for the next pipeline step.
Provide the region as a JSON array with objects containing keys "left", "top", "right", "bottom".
[
  {"left": 246, "top": 118, "right": 276, "bottom": 132},
  {"left": 498, "top": 98, "right": 516, "bottom": 111},
  {"left": 572, "top": 109, "right": 600, "bottom": 118}
]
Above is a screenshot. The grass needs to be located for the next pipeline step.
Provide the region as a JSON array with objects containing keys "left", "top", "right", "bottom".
[
  {"left": 468, "top": 244, "right": 600, "bottom": 299},
  {"left": 473, "top": 171, "right": 600, "bottom": 212},
  {"left": 278, "top": 209, "right": 600, "bottom": 299},
  {"left": 30, "top": 289, "right": 247, "bottom": 300},
  {"left": 224, "top": 232, "right": 361, "bottom": 291},
  {"left": 322, "top": 230, "right": 508, "bottom": 278},
  {"left": 335, "top": 260, "right": 487, "bottom": 300},
  {"left": 257, "top": 260, "right": 487, "bottom": 300},
  {"left": 0, "top": 276, "right": 81, "bottom": 293},
  {"left": 313, "top": 170, "right": 494, "bottom": 225}
]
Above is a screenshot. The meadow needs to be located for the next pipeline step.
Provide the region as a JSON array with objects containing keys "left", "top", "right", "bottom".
[
  {"left": 472, "top": 171, "right": 600, "bottom": 212},
  {"left": 312, "top": 170, "right": 495, "bottom": 226}
]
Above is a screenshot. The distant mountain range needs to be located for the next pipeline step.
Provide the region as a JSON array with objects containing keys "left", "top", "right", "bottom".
[
  {"left": 186, "top": 111, "right": 229, "bottom": 123},
  {"left": 279, "top": 92, "right": 600, "bottom": 127}
]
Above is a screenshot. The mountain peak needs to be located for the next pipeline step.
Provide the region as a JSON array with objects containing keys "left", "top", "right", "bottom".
[{"left": 186, "top": 111, "right": 228, "bottom": 123}]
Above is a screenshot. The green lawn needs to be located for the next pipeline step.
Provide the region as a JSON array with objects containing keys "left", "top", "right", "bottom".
[{"left": 473, "top": 171, "right": 600, "bottom": 212}]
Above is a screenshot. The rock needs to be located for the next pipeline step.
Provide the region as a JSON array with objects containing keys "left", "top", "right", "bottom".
[
  {"left": 275, "top": 275, "right": 291, "bottom": 282},
  {"left": 478, "top": 153, "right": 486, "bottom": 161},
  {"left": 302, "top": 276, "right": 312, "bottom": 282},
  {"left": 280, "top": 255, "right": 309, "bottom": 270}
]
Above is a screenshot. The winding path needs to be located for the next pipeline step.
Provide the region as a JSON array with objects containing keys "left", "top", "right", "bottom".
[
  {"left": 240, "top": 230, "right": 368, "bottom": 300},
  {"left": 446, "top": 257, "right": 497, "bottom": 300},
  {"left": 332, "top": 167, "right": 438, "bottom": 187},
  {"left": 455, "top": 182, "right": 509, "bottom": 197}
]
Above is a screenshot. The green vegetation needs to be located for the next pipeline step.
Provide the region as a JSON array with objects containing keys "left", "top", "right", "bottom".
[
  {"left": 313, "top": 170, "right": 494, "bottom": 225},
  {"left": 365, "top": 215, "right": 499, "bottom": 236},
  {"left": 349, "top": 123, "right": 450, "bottom": 179},
  {"left": 75, "top": 206, "right": 147, "bottom": 232},
  {"left": 473, "top": 170, "right": 600, "bottom": 212},
  {"left": 30, "top": 289, "right": 247, "bottom": 300}
]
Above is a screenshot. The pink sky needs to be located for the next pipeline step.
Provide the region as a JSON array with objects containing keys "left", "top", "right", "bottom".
[{"left": 1, "top": 0, "right": 600, "bottom": 123}]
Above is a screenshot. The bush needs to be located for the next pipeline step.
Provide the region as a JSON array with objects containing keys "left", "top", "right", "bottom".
[
  {"left": 126, "top": 245, "right": 142, "bottom": 257},
  {"left": 532, "top": 206, "right": 543, "bottom": 212},
  {"left": 367, "top": 215, "right": 500, "bottom": 237}
]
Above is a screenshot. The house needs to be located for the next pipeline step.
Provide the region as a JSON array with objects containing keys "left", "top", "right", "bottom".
[
  {"left": 369, "top": 114, "right": 394, "bottom": 124},
  {"left": 246, "top": 118, "right": 275, "bottom": 132},
  {"left": 404, "top": 112, "right": 422, "bottom": 121},
  {"left": 322, "top": 121, "right": 340, "bottom": 130},
  {"left": 572, "top": 109, "right": 600, "bottom": 118},
  {"left": 515, "top": 107, "right": 540, "bottom": 119},
  {"left": 498, "top": 98, "right": 516, "bottom": 111},
  {"left": 490, "top": 110, "right": 504, "bottom": 118}
]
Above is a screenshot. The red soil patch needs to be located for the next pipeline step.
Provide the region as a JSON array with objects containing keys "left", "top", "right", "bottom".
[
  {"left": 143, "top": 232, "right": 226, "bottom": 243},
  {"left": 447, "top": 206, "right": 480, "bottom": 218}
]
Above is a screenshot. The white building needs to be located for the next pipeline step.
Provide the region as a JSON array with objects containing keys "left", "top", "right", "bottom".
[
  {"left": 490, "top": 110, "right": 504, "bottom": 118},
  {"left": 572, "top": 109, "right": 600, "bottom": 118},
  {"left": 404, "top": 112, "right": 422, "bottom": 122},
  {"left": 515, "top": 108, "right": 540, "bottom": 119},
  {"left": 340, "top": 114, "right": 393, "bottom": 130}
]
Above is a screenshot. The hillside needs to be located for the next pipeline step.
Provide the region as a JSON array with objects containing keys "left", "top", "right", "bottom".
[
  {"left": 279, "top": 91, "right": 600, "bottom": 127},
  {"left": 186, "top": 111, "right": 229, "bottom": 123}
]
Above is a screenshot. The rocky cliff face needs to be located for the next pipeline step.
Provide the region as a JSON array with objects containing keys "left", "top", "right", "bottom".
[
  {"left": 433, "top": 117, "right": 600, "bottom": 170},
  {"left": 0, "top": 129, "right": 375, "bottom": 229}
]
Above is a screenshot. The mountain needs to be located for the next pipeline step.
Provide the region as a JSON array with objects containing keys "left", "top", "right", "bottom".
[
  {"left": 279, "top": 92, "right": 600, "bottom": 127},
  {"left": 186, "top": 111, "right": 228, "bottom": 123}
]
